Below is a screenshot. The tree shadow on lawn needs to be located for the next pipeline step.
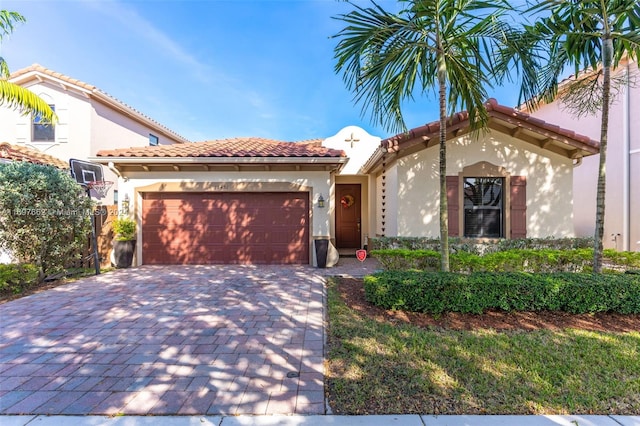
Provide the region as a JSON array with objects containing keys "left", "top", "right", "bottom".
[{"left": 325, "top": 278, "right": 640, "bottom": 415}]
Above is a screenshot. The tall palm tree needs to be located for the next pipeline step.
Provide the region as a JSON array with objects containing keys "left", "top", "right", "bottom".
[
  {"left": 522, "top": 0, "right": 640, "bottom": 273},
  {"left": 0, "top": 10, "right": 56, "bottom": 124},
  {"left": 333, "top": 0, "right": 526, "bottom": 271}
]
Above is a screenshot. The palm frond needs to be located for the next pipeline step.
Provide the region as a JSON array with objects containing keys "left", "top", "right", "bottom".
[
  {"left": 0, "top": 10, "right": 25, "bottom": 38},
  {"left": 0, "top": 80, "right": 58, "bottom": 124},
  {"left": 0, "top": 56, "right": 9, "bottom": 79},
  {"left": 333, "top": 0, "right": 519, "bottom": 134}
]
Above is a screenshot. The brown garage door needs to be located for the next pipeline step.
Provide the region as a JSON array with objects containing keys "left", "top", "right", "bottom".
[{"left": 142, "top": 192, "right": 309, "bottom": 265}]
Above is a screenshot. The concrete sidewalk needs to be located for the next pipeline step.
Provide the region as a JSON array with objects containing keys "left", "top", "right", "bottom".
[{"left": 1, "top": 415, "right": 639, "bottom": 425}]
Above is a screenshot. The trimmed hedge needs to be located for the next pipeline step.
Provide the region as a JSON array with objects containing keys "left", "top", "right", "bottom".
[
  {"left": 370, "top": 249, "right": 440, "bottom": 270},
  {"left": 369, "top": 236, "right": 594, "bottom": 253},
  {"left": 363, "top": 271, "right": 640, "bottom": 314},
  {"left": 0, "top": 263, "right": 39, "bottom": 295},
  {"left": 603, "top": 249, "right": 640, "bottom": 269},
  {"left": 370, "top": 248, "right": 640, "bottom": 273}
]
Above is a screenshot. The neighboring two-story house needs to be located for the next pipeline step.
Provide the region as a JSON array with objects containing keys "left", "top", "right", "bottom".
[
  {"left": 0, "top": 64, "right": 189, "bottom": 203},
  {"left": 525, "top": 58, "right": 639, "bottom": 251}
]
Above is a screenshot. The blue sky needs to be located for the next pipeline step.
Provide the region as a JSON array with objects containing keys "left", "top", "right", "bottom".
[{"left": 2, "top": 0, "right": 525, "bottom": 143}]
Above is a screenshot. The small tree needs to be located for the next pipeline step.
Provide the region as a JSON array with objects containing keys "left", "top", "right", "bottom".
[
  {"left": 0, "top": 162, "right": 92, "bottom": 280},
  {"left": 519, "top": 0, "right": 640, "bottom": 273},
  {"left": 333, "top": 0, "right": 530, "bottom": 271}
]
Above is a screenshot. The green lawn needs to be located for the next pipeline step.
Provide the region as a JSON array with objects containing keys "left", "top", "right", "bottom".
[{"left": 325, "top": 278, "right": 640, "bottom": 415}]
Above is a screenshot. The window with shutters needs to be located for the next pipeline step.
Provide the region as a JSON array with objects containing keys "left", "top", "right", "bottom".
[
  {"left": 463, "top": 177, "right": 504, "bottom": 238},
  {"left": 448, "top": 162, "right": 526, "bottom": 239}
]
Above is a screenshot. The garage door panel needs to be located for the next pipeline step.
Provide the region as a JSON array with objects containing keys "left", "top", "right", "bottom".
[
  {"left": 270, "top": 229, "right": 304, "bottom": 244},
  {"left": 142, "top": 192, "right": 309, "bottom": 265}
]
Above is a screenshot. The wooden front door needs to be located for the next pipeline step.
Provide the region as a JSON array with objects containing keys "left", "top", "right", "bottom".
[{"left": 336, "top": 184, "right": 361, "bottom": 248}]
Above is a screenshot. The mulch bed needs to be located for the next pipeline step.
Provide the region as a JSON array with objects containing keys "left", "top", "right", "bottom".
[{"left": 337, "top": 277, "right": 640, "bottom": 332}]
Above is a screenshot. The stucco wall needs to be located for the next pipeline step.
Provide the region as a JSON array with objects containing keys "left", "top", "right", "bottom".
[
  {"left": 117, "top": 170, "right": 332, "bottom": 265},
  {"left": 322, "top": 126, "right": 381, "bottom": 175},
  {"left": 0, "top": 82, "right": 92, "bottom": 159},
  {"left": 530, "top": 64, "right": 639, "bottom": 250},
  {"left": 390, "top": 131, "right": 574, "bottom": 238},
  {"left": 375, "top": 164, "right": 398, "bottom": 237},
  {"left": 0, "top": 79, "right": 184, "bottom": 204}
]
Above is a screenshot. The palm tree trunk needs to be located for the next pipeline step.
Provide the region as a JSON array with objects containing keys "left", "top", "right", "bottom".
[
  {"left": 593, "top": 36, "right": 612, "bottom": 274},
  {"left": 438, "top": 58, "right": 449, "bottom": 272}
]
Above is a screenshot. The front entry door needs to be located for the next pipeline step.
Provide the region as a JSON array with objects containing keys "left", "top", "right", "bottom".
[{"left": 336, "top": 184, "right": 361, "bottom": 248}]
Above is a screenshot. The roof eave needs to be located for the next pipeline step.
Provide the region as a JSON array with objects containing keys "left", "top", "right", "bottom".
[
  {"left": 359, "top": 147, "right": 386, "bottom": 175},
  {"left": 92, "top": 156, "right": 346, "bottom": 164},
  {"left": 10, "top": 70, "right": 94, "bottom": 96}
]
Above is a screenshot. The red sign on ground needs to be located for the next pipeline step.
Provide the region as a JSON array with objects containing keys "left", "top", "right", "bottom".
[{"left": 356, "top": 249, "right": 367, "bottom": 262}]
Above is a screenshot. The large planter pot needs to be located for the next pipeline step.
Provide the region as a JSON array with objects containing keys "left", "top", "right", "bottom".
[
  {"left": 314, "top": 239, "right": 329, "bottom": 268},
  {"left": 113, "top": 239, "right": 136, "bottom": 268}
]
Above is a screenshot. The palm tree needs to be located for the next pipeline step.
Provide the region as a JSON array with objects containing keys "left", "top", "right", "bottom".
[
  {"left": 333, "top": 0, "right": 526, "bottom": 271},
  {"left": 0, "top": 10, "right": 56, "bottom": 124},
  {"left": 522, "top": 0, "right": 640, "bottom": 273}
]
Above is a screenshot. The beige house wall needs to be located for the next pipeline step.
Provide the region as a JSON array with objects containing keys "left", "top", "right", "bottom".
[
  {"left": 375, "top": 164, "right": 398, "bottom": 237},
  {"left": 117, "top": 170, "right": 332, "bottom": 266},
  {"left": 0, "top": 79, "right": 185, "bottom": 204},
  {"left": 0, "top": 82, "right": 93, "bottom": 159},
  {"left": 387, "top": 131, "right": 574, "bottom": 238},
  {"left": 530, "top": 64, "right": 639, "bottom": 251}
]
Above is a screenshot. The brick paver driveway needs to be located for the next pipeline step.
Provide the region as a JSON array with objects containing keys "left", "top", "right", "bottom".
[{"left": 0, "top": 265, "right": 329, "bottom": 416}]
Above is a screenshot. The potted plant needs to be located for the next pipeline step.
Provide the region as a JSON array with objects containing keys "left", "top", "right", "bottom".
[{"left": 112, "top": 216, "right": 136, "bottom": 268}]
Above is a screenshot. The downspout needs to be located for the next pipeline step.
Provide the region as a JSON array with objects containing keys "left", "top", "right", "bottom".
[{"left": 622, "top": 63, "right": 631, "bottom": 251}]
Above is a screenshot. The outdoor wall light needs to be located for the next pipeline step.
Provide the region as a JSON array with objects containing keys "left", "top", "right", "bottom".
[
  {"left": 122, "top": 194, "right": 130, "bottom": 215},
  {"left": 317, "top": 194, "right": 325, "bottom": 208}
]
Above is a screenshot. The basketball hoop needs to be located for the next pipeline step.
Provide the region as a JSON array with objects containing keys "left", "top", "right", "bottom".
[{"left": 87, "top": 180, "right": 114, "bottom": 199}]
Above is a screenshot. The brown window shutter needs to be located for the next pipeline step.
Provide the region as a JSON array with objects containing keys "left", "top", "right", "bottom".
[
  {"left": 510, "top": 176, "right": 527, "bottom": 238},
  {"left": 446, "top": 176, "right": 459, "bottom": 237}
]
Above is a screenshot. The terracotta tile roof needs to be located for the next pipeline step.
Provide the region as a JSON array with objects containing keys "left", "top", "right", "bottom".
[
  {"left": 9, "top": 64, "right": 190, "bottom": 144},
  {"left": 381, "top": 98, "right": 599, "bottom": 153},
  {"left": 96, "top": 137, "right": 345, "bottom": 158},
  {"left": 0, "top": 142, "right": 69, "bottom": 169},
  {"left": 10, "top": 63, "right": 97, "bottom": 92}
]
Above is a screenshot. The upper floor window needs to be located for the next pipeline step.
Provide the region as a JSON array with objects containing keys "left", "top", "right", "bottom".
[
  {"left": 463, "top": 177, "right": 504, "bottom": 238},
  {"left": 149, "top": 134, "right": 159, "bottom": 146},
  {"left": 33, "top": 105, "right": 55, "bottom": 141}
]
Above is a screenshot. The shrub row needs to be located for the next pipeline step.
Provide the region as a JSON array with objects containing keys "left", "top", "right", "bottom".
[
  {"left": 0, "top": 263, "right": 39, "bottom": 295},
  {"left": 369, "top": 236, "right": 594, "bottom": 254},
  {"left": 370, "top": 248, "right": 640, "bottom": 273},
  {"left": 363, "top": 271, "right": 640, "bottom": 314}
]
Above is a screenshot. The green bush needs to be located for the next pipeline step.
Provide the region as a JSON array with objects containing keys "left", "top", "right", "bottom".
[
  {"left": 363, "top": 271, "right": 640, "bottom": 314},
  {"left": 112, "top": 216, "right": 137, "bottom": 241},
  {"left": 0, "top": 162, "right": 93, "bottom": 280},
  {"left": 372, "top": 248, "right": 611, "bottom": 273},
  {"left": 603, "top": 249, "right": 640, "bottom": 268},
  {"left": 0, "top": 263, "right": 39, "bottom": 294},
  {"left": 370, "top": 249, "right": 440, "bottom": 270},
  {"left": 369, "top": 236, "right": 594, "bottom": 253},
  {"left": 457, "top": 249, "right": 594, "bottom": 273}
]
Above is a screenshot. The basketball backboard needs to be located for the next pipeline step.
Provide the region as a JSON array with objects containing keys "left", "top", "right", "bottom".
[{"left": 69, "top": 158, "right": 104, "bottom": 187}]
